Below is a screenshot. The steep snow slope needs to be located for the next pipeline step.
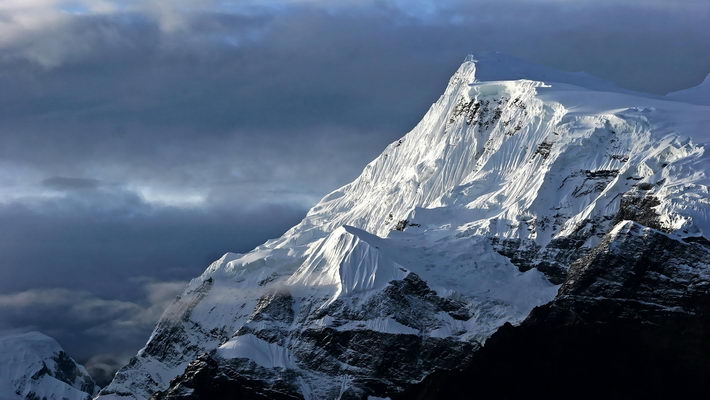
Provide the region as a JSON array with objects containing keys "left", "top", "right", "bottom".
[
  {"left": 99, "top": 54, "right": 709, "bottom": 400},
  {"left": 0, "top": 332, "right": 98, "bottom": 400}
]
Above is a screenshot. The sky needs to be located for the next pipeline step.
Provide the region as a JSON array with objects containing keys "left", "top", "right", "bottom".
[{"left": 0, "top": 0, "right": 708, "bottom": 386}]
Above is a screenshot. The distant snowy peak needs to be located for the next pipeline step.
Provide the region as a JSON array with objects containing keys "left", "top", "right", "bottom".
[{"left": 0, "top": 331, "right": 98, "bottom": 400}]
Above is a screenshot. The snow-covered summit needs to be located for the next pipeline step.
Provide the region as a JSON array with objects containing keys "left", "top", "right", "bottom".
[
  {"left": 99, "top": 54, "right": 709, "bottom": 400},
  {"left": 0, "top": 331, "right": 98, "bottom": 400}
]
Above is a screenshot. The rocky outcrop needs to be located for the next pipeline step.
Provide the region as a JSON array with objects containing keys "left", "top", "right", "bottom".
[
  {"left": 153, "top": 273, "right": 479, "bottom": 399},
  {"left": 401, "top": 222, "right": 710, "bottom": 399}
]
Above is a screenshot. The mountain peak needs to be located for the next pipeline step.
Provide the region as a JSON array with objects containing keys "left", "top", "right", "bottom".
[{"left": 98, "top": 53, "right": 709, "bottom": 400}]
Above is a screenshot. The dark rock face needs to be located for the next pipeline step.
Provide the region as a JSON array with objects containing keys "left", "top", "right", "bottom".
[
  {"left": 152, "top": 355, "right": 301, "bottom": 400},
  {"left": 492, "top": 188, "right": 669, "bottom": 286},
  {"left": 400, "top": 222, "right": 710, "bottom": 400},
  {"left": 614, "top": 192, "right": 666, "bottom": 231},
  {"left": 403, "top": 313, "right": 710, "bottom": 400},
  {"left": 293, "top": 329, "right": 477, "bottom": 398},
  {"left": 156, "top": 332, "right": 478, "bottom": 400},
  {"left": 53, "top": 352, "right": 99, "bottom": 395},
  {"left": 152, "top": 273, "right": 479, "bottom": 400},
  {"left": 490, "top": 235, "right": 585, "bottom": 285},
  {"left": 561, "top": 222, "right": 709, "bottom": 308},
  {"left": 449, "top": 95, "right": 516, "bottom": 130},
  {"left": 534, "top": 141, "right": 553, "bottom": 159},
  {"left": 23, "top": 350, "right": 98, "bottom": 400},
  {"left": 319, "top": 273, "right": 473, "bottom": 326}
]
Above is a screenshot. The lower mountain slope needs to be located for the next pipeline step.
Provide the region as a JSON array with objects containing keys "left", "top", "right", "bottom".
[{"left": 402, "top": 222, "right": 710, "bottom": 399}]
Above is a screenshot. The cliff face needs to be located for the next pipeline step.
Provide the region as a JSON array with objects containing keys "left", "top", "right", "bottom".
[
  {"left": 98, "top": 54, "right": 710, "bottom": 400},
  {"left": 402, "top": 222, "right": 710, "bottom": 399}
]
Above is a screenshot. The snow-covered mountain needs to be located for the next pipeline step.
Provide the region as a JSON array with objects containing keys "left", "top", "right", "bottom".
[
  {"left": 98, "top": 54, "right": 709, "bottom": 399},
  {"left": 0, "top": 332, "right": 98, "bottom": 400}
]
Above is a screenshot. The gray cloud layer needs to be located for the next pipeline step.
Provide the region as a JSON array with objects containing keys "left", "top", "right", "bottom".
[
  {"left": 0, "top": 283, "right": 184, "bottom": 386},
  {"left": 0, "top": 190, "right": 303, "bottom": 382},
  {"left": 0, "top": 0, "right": 708, "bottom": 384}
]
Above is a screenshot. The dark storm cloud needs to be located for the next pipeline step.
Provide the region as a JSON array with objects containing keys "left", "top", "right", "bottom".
[
  {"left": 0, "top": 189, "right": 304, "bottom": 299},
  {"left": 0, "top": 283, "right": 184, "bottom": 386},
  {"left": 42, "top": 176, "right": 101, "bottom": 190},
  {"left": 1, "top": 2, "right": 708, "bottom": 179},
  {"left": 3, "top": 1, "right": 706, "bottom": 207},
  {"left": 0, "top": 186, "right": 304, "bottom": 366},
  {"left": 0, "top": 0, "right": 708, "bottom": 383}
]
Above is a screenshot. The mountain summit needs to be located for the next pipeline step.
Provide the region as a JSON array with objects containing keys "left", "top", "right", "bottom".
[{"left": 97, "top": 54, "right": 709, "bottom": 399}]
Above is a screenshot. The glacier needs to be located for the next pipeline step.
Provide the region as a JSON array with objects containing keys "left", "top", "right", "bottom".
[{"left": 97, "top": 54, "right": 709, "bottom": 400}]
